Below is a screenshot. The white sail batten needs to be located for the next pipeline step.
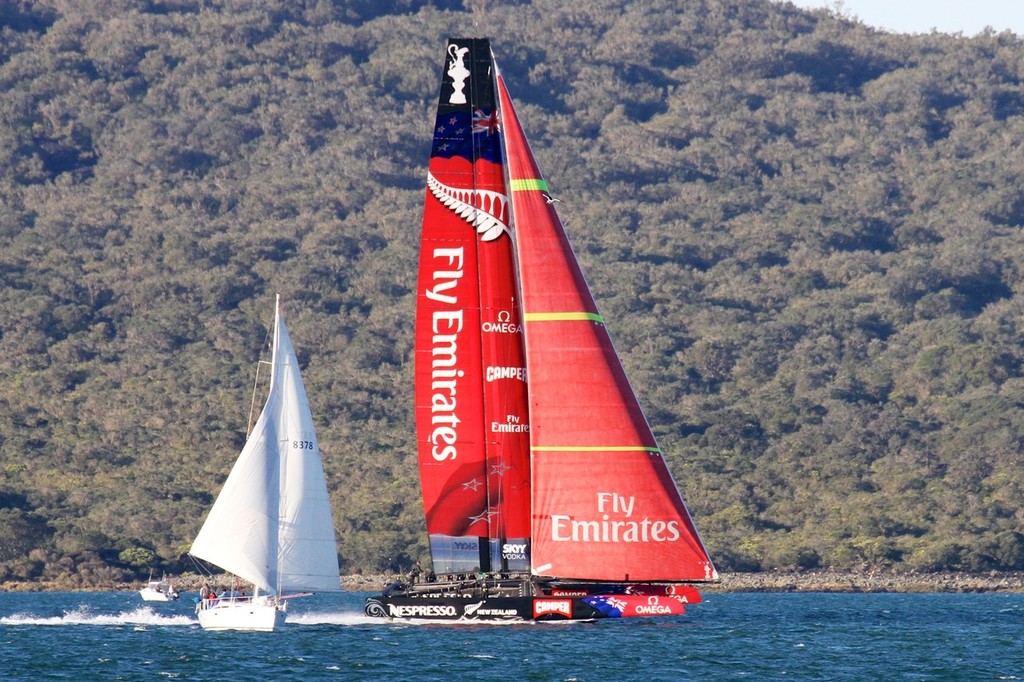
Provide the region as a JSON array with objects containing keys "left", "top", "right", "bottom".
[{"left": 190, "top": 298, "right": 339, "bottom": 596}]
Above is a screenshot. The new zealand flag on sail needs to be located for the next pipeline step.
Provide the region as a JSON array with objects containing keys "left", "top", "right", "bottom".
[{"left": 431, "top": 109, "right": 502, "bottom": 164}]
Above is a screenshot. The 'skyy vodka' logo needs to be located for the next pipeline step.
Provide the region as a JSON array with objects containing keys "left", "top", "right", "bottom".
[{"left": 502, "top": 542, "right": 528, "bottom": 561}]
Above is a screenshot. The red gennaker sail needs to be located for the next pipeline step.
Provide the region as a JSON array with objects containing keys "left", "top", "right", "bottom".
[{"left": 495, "top": 68, "right": 714, "bottom": 584}]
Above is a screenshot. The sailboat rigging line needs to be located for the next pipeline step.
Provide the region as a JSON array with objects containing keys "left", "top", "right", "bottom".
[
  {"left": 246, "top": 358, "right": 274, "bottom": 436},
  {"left": 187, "top": 554, "right": 216, "bottom": 579}
]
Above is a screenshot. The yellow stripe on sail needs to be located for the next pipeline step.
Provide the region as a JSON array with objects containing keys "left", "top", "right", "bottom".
[
  {"left": 510, "top": 178, "right": 549, "bottom": 192},
  {"left": 524, "top": 312, "right": 604, "bottom": 323},
  {"left": 531, "top": 446, "right": 662, "bottom": 453}
]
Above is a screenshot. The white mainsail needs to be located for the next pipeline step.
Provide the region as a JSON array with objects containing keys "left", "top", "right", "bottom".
[{"left": 190, "top": 297, "right": 339, "bottom": 595}]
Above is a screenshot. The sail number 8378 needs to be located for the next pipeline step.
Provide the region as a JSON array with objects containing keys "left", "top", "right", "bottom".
[{"left": 292, "top": 440, "right": 315, "bottom": 450}]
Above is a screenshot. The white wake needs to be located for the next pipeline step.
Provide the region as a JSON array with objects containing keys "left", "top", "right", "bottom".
[{"left": 0, "top": 604, "right": 195, "bottom": 626}]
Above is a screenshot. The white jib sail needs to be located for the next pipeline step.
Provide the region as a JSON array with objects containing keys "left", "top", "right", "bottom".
[{"left": 190, "top": 297, "right": 339, "bottom": 594}]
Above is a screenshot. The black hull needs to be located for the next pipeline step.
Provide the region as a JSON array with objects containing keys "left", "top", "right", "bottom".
[
  {"left": 364, "top": 576, "right": 700, "bottom": 622},
  {"left": 364, "top": 594, "right": 605, "bottom": 622}
]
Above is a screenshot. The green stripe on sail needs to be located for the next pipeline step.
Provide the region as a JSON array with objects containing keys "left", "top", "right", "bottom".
[
  {"left": 531, "top": 446, "right": 662, "bottom": 453},
  {"left": 524, "top": 312, "right": 604, "bottom": 323},
  {"left": 510, "top": 178, "right": 549, "bottom": 192}
]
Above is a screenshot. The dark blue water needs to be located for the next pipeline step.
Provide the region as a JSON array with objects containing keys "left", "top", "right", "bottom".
[{"left": 1, "top": 590, "right": 1022, "bottom": 680}]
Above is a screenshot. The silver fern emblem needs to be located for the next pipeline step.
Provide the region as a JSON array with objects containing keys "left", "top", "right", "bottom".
[{"left": 428, "top": 171, "right": 511, "bottom": 241}]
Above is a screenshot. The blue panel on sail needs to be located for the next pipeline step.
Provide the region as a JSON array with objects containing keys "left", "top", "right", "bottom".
[{"left": 431, "top": 109, "right": 502, "bottom": 164}]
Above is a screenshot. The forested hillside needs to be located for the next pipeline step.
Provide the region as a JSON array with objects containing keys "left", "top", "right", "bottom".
[{"left": 2, "top": 0, "right": 1024, "bottom": 586}]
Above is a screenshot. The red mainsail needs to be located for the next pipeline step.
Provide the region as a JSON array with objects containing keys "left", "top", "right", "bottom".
[
  {"left": 415, "top": 40, "right": 531, "bottom": 574},
  {"left": 495, "top": 67, "right": 716, "bottom": 582}
]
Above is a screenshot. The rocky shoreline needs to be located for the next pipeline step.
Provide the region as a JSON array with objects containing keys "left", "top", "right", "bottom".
[
  {"left": 706, "top": 570, "right": 1024, "bottom": 593},
  {"left": 5, "top": 570, "right": 1024, "bottom": 594}
]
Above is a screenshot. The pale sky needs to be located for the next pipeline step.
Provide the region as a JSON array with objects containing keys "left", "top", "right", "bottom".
[{"left": 781, "top": 0, "right": 1023, "bottom": 36}]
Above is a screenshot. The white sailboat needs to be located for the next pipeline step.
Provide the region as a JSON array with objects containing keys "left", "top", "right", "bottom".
[{"left": 189, "top": 296, "right": 340, "bottom": 631}]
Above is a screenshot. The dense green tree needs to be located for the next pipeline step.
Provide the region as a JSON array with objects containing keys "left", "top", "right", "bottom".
[{"left": 2, "top": 0, "right": 1024, "bottom": 584}]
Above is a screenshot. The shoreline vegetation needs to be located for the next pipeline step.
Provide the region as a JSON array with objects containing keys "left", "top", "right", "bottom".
[
  {"left": 6, "top": 3, "right": 1024, "bottom": 583},
  {"left": 5, "top": 570, "right": 1024, "bottom": 594}
]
